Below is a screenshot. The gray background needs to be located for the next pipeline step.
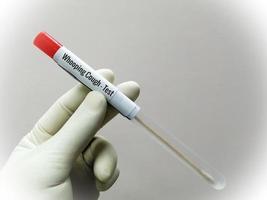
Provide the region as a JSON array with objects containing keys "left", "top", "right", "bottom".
[{"left": 1, "top": 0, "right": 267, "bottom": 199}]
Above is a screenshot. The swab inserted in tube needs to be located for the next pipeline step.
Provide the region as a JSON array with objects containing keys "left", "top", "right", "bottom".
[
  {"left": 33, "top": 31, "right": 226, "bottom": 190},
  {"left": 133, "top": 112, "right": 226, "bottom": 190}
]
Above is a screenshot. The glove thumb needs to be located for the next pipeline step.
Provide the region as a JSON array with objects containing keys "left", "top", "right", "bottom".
[{"left": 43, "top": 91, "right": 107, "bottom": 165}]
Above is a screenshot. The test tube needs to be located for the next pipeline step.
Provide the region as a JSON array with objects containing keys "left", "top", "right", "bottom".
[
  {"left": 33, "top": 32, "right": 226, "bottom": 190},
  {"left": 133, "top": 111, "right": 226, "bottom": 190}
]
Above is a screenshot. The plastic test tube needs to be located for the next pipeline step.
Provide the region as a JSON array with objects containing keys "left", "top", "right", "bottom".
[{"left": 33, "top": 32, "right": 226, "bottom": 190}]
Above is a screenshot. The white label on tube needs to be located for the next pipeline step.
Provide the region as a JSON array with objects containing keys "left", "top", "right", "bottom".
[{"left": 53, "top": 46, "right": 140, "bottom": 119}]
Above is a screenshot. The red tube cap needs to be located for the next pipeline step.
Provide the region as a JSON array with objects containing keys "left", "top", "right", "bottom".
[{"left": 33, "top": 32, "right": 62, "bottom": 58}]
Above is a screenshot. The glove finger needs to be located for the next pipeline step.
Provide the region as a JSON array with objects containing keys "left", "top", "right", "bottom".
[
  {"left": 80, "top": 82, "right": 139, "bottom": 190},
  {"left": 96, "top": 168, "right": 120, "bottom": 191},
  {"left": 28, "top": 69, "right": 114, "bottom": 145},
  {"left": 43, "top": 91, "right": 107, "bottom": 165},
  {"left": 83, "top": 136, "right": 117, "bottom": 184},
  {"left": 102, "top": 81, "right": 140, "bottom": 125}
]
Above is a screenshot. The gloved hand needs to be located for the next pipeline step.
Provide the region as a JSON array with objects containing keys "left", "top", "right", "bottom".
[{"left": 0, "top": 68, "right": 140, "bottom": 200}]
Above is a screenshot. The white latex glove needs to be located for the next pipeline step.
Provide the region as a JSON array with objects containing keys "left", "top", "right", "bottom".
[{"left": 0, "top": 68, "right": 140, "bottom": 200}]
